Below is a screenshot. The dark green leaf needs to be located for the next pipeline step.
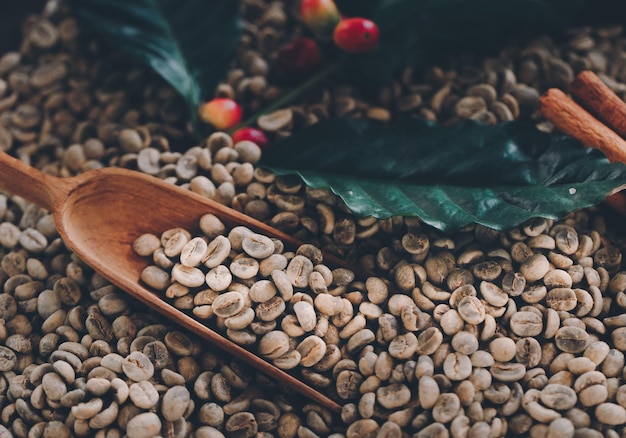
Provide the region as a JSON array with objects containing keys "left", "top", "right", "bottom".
[
  {"left": 334, "top": 0, "right": 386, "bottom": 18},
  {"left": 71, "top": 0, "right": 241, "bottom": 125},
  {"left": 340, "top": 0, "right": 586, "bottom": 84},
  {"left": 260, "top": 119, "right": 626, "bottom": 231},
  {"left": 575, "top": 0, "right": 626, "bottom": 26}
]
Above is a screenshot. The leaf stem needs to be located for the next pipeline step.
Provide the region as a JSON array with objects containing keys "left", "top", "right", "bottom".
[{"left": 230, "top": 63, "right": 338, "bottom": 133}]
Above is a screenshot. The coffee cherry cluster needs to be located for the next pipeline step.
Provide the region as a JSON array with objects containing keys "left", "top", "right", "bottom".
[
  {"left": 199, "top": 0, "right": 380, "bottom": 134},
  {"left": 300, "top": 0, "right": 379, "bottom": 54},
  {"left": 277, "top": 0, "right": 380, "bottom": 76}
]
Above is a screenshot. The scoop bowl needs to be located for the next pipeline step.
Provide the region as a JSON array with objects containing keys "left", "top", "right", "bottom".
[{"left": 0, "top": 150, "right": 342, "bottom": 412}]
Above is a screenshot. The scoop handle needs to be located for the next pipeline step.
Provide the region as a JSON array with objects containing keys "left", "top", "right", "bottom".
[{"left": 0, "top": 151, "right": 72, "bottom": 211}]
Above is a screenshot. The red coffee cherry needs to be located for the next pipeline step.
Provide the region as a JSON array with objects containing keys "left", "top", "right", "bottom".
[
  {"left": 333, "top": 18, "right": 379, "bottom": 54},
  {"left": 199, "top": 98, "right": 242, "bottom": 130},
  {"left": 300, "top": 0, "right": 340, "bottom": 37},
  {"left": 231, "top": 127, "right": 269, "bottom": 149},
  {"left": 276, "top": 37, "right": 322, "bottom": 76}
]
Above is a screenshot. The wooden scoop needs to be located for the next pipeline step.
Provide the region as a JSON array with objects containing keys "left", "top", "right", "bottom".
[{"left": 0, "top": 151, "right": 342, "bottom": 412}]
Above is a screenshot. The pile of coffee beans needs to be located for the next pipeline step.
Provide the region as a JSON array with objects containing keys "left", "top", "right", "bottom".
[{"left": 3, "top": 1, "right": 626, "bottom": 437}]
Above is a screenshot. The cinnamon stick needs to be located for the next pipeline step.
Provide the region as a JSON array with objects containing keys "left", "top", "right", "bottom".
[
  {"left": 539, "top": 88, "right": 626, "bottom": 163},
  {"left": 540, "top": 87, "right": 626, "bottom": 216},
  {"left": 569, "top": 71, "right": 626, "bottom": 138}
]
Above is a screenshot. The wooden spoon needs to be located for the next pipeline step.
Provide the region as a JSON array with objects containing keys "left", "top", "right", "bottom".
[{"left": 0, "top": 151, "right": 342, "bottom": 412}]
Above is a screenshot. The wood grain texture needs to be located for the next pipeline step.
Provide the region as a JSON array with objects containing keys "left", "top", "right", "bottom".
[
  {"left": 0, "top": 151, "right": 342, "bottom": 412},
  {"left": 0, "top": 150, "right": 69, "bottom": 210}
]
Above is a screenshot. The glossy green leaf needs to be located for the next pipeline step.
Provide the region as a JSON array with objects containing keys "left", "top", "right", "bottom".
[
  {"left": 340, "top": 0, "right": 586, "bottom": 84},
  {"left": 72, "top": 0, "right": 241, "bottom": 124},
  {"left": 260, "top": 119, "right": 626, "bottom": 231}
]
